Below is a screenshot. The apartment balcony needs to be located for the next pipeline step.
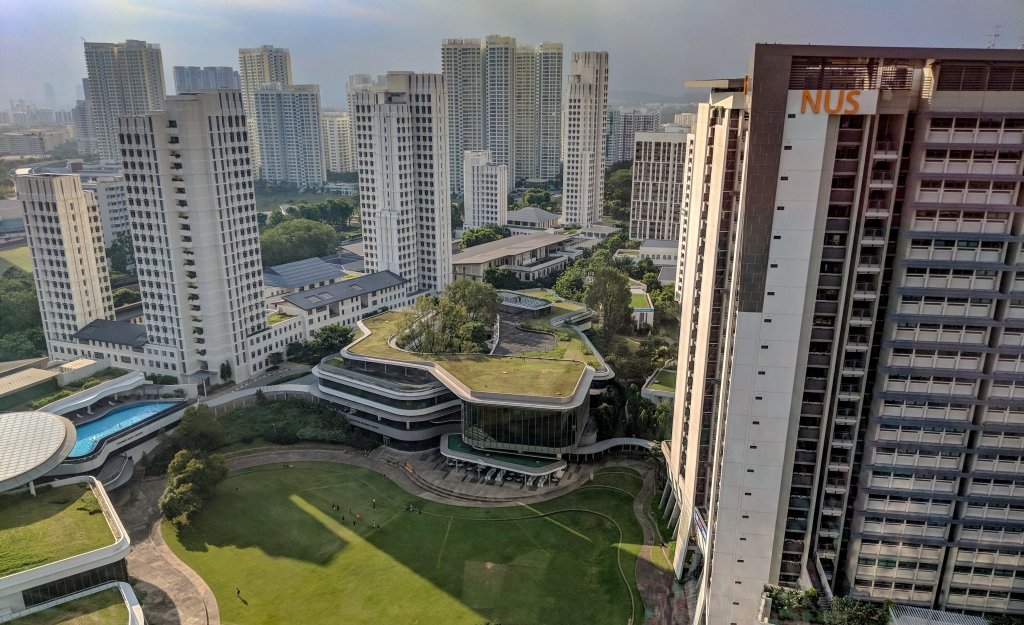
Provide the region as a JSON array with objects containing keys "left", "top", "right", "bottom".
[
  {"left": 838, "top": 384, "right": 862, "bottom": 401},
  {"left": 828, "top": 458, "right": 851, "bottom": 472},
  {"left": 808, "top": 352, "right": 831, "bottom": 367},
  {"left": 824, "top": 480, "right": 847, "bottom": 495},
  {"left": 819, "top": 522, "right": 841, "bottom": 538},
  {"left": 842, "top": 361, "right": 866, "bottom": 377},
  {"left": 826, "top": 217, "right": 851, "bottom": 231},
  {"left": 831, "top": 434, "right": 855, "bottom": 449},
  {"left": 811, "top": 327, "right": 835, "bottom": 341},
  {"left": 846, "top": 335, "right": 869, "bottom": 351},
  {"left": 805, "top": 377, "right": 828, "bottom": 392},
  {"left": 817, "top": 546, "right": 838, "bottom": 560},
  {"left": 822, "top": 246, "right": 847, "bottom": 260},
  {"left": 798, "top": 426, "right": 821, "bottom": 442},
  {"left": 869, "top": 170, "right": 896, "bottom": 188},
  {"left": 874, "top": 140, "right": 899, "bottom": 158},
  {"left": 792, "top": 473, "right": 815, "bottom": 487},
  {"left": 815, "top": 300, "right": 839, "bottom": 314},
  {"left": 860, "top": 228, "right": 886, "bottom": 246},
  {"left": 849, "top": 308, "right": 874, "bottom": 326},
  {"left": 171, "top": 175, "right": 184, "bottom": 183},
  {"left": 783, "top": 539, "right": 805, "bottom": 554},
  {"left": 801, "top": 402, "right": 825, "bottom": 417},
  {"left": 857, "top": 255, "right": 883, "bottom": 272},
  {"left": 865, "top": 199, "right": 890, "bottom": 218},
  {"left": 852, "top": 283, "right": 877, "bottom": 301}
]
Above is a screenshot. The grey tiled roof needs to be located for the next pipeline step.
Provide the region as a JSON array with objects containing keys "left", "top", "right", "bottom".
[
  {"left": 73, "top": 319, "right": 149, "bottom": 347},
  {"left": 281, "top": 271, "right": 407, "bottom": 311},
  {"left": 264, "top": 257, "right": 346, "bottom": 288}
]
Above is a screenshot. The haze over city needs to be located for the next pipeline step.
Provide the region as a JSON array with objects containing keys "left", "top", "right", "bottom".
[{"left": 1, "top": 0, "right": 1021, "bottom": 107}]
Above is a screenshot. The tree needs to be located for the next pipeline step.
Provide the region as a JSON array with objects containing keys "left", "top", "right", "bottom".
[
  {"left": 112, "top": 287, "right": 142, "bottom": 308},
  {"left": 309, "top": 324, "right": 355, "bottom": 359},
  {"left": 451, "top": 194, "right": 464, "bottom": 229},
  {"left": 603, "top": 166, "right": 633, "bottom": 221},
  {"left": 444, "top": 280, "right": 499, "bottom": 327},
  {"left": 483, "top": 267, "right": 525, "bottom": 290},
  {"left": 824, "top": 596, "right": 890, "bottom": 625},
  {"left": 553, "top": 263, "right": 587, "bottom": 302},
  {"left": 520, "top": 187, "right": 552, "bottom": 208},
  {"left": 460, "top": 225, "right": 511, "bottom": 250},
  {"left": 106, "top": 231, "right": 136, "bottom": 275},
  {"left": 260, "top": 218, "right": 338, "bottom": 266},
  {"left": 219, "top": 361, "right": 233, "bottom": 382},
  {"left": 173, "top": 404, "right": 226, "bottom": 451},
  {"left": 159, "top": 449, "right": 227, "bottom": 528},
  {"left": 584, "top": 266, "right": 632, "bottom": 339}
]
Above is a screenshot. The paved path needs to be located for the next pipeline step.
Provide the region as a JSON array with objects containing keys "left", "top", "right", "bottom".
[
  {"left": 113, "top": 480, "right": 219, "bottom": 625},
  {"left": 121, "top": 445, "right": 676, "bottom": 625}
]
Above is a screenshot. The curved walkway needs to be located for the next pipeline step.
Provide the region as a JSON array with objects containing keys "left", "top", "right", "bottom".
[{"left": 121, "top": 446, "right": 675, "bottom": 625}]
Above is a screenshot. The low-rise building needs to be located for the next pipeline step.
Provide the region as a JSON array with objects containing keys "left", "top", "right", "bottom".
[
  {"left": 0, "top": 127, "right": 71, "bottom": 155},
  {"left": 452, "top": 232, "right": 577, "bottom": 282},
  {"left": 506, "top": 206, "right": 560, "bottom": 231}
]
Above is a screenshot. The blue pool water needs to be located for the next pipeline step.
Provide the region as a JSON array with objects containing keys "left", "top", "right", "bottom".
[{"left": 69, "top": 402, "right": 179, "bottom": 458}]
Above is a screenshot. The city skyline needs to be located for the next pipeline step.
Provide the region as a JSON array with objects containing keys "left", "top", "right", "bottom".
[{"left": 1, "top": 0, "right": 1020, "bottom": 109}]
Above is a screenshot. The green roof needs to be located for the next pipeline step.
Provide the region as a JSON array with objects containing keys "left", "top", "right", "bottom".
[
  {"left": 9, "top": 588, "right": 128, "bottom": 625},
  {"left": 347, "top": 310, "right": 590, "bottom": 398},
  {"left": 0, "top": 484, "right": 116, "bottom": 577},
  {"left": 648, "top": 369, "right": 677, "bottom": 393},
  {"left": 631, "top": 293, "right": 651, "bottom": 309}
]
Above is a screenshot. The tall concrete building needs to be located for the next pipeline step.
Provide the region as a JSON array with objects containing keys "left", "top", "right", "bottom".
[
  {"left": 83, "top": 40, "right": 166, "bottom": 160},
  {"left": 350, "top": 72, "right": 453, "bottom": 293},
  {"left": 606, "top": 109, "right": 661, "bottom": 165},
  {"left": 173, "top": 66, "right": 240, "bottom": 93},
  {"left": 82, "top": 176, "right": 128, "bottom": 247},
  {"left": 238, "top": 45, "right": 292, "bottom": 174},
  {"left": 629, "top": 126, "right": 693, "bottom": 242},
  {"left": 662, "top": 44, "right": 1024, "bottom": 624},
  {"left": 561, "top": 51, "right": 608, "bottom": 227},
  {"left": 72, "top": 79, "right": 96, "bottom": 155},
  {"left": 254, "top": 83, "right": 324, "bottom": 189},
  {"left": 463, "top": 150, "right": 508, "bottom": 228},
  {"left": 16, "top": 175, "right": 113, "bottom": 355},
  {"left": 442, "top": 36, "right": 563, "bottom": 193},
  {"left": 321, "top": 111, "right": 354, "bottom": 173},
  {"left": 119, "top": 91, "right": 265, "bottom": 382}
]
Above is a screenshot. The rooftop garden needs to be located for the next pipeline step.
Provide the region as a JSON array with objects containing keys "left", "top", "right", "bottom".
[
  {"left": 647, "top": 369, "right": 677, "bottom": 393},
  {"left": 631, "top": 293, "right": 652, "bottom": 309},
  {"left": 517, "top": 299, "right": 603, "bottom": 368},
  {"left": 268, "top": 311, "right": 294, "bottom": 325},
  {"left": 0, "top": 484, "right": 115, "bottom": 577},
  {"left": 10, "top": 587, "right": 127, "bottom": 625}
]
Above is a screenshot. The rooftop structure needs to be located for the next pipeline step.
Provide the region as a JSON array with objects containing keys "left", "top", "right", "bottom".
[
  {"left": 507, "top": 206, "right": 560, "bottom": 230},
  {"left": 452, "top": 232, "right": 577, "bottom": 282},
  {"left": 72, "top": 319, "right": 148, "bottom": 349},
  {"left": 0, "top": 412, "right": 75, "bottom": 492},
  {"left": 280, "top": 271, "right": 407, "bottom": 311},
  {"left": 263, "top": 257, "right": 347, "bottom": 290}
]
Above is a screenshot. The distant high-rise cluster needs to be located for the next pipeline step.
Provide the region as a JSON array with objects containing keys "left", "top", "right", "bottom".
[
  {"left": 321, "top": 111, "right": 355, "bottom": 174},
  {"left": 561, "top": 51, "right": 609, "bottom": 227},
  {"left": 605, "top": 109, "right": 660, "bottom": 165},
  {"left": 350, "top": 72, "right": 453, "bottom": 292},
  {"left": 442, "top": 36, "right": 563, "bottom": 193},
  {"left": 173, "top": 66, "right": 241, "bottom": 93},
  {"left": 84, "top": 40, "right": 166, "bottom": 160},
  {"left": 628, "top": 125, "right": 693, "bottom": 242},
  {"left": 238, "top": 45, "right": 293, "bottom": 175},
  {"left": 254, "top": 83, "right": 325, "bottom": 189}
]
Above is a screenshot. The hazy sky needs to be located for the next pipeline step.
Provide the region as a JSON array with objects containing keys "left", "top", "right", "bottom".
[{"left": 2, "top": 0, "right": 1022, "bottom": 109}]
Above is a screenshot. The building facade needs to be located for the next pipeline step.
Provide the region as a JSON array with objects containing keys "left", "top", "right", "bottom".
[
  {"left": 72, "top": 79, "right": 96, "bottom": 155},
  {"left": 119, "top": 91, "right": 266, "bottom": 383},
  {"left": 16, "top": 174, "right": 114, "bottom": 353},
  {"left": 173, "top": 66, "right": 240, "bottom": 93},
  {"left": 321, "top": 110, "right": 355, "bottom": 173},
  {"left": 83, "top": 40, "right": 166, "bottom": 160},
  {"left": 350, "top": 72, "right": 453, "bottom": 293},
  {"left": 254, "top": 83, "right": 325, "bottom": 189},
  {"left": 238, "top": 45, "right": 292, "bottom": 175},
  {"left": 442, "top": 36, "right": 563, "bottom": 193},
  {"left": 663, "top": 45, "right": 1024, "bottom": 625},
  {"left": 561, "top": 51, "right": 609, "bottom": 227},
  {"left": 81, "top": 176, "right": 128, "bottom": 247},
  {"left": 606, "top": 109, "right": 661, "bottom": 165},
  {"left": 629, "top": 127, "right": 693, "bottom": 241},
  {"left": 463, "top": 149, "right": 508, "bottom": 228}
]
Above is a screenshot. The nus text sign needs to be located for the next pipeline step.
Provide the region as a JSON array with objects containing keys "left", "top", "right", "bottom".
[{"left": 787, "top": 89, "right": 879, "bottom": 116}]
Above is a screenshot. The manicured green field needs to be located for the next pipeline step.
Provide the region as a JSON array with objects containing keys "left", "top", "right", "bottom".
[
  {"left": 165, "top": 463, "right": 644, "bottom": 625},
  {"left": 0, "top": 245, "right": 32, "bottom": 273}
]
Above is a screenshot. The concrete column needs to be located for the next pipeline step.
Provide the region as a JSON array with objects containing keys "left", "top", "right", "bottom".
[
  {"left": 659, "top": 482, "right": 671, "bottom": 510},
  {"left": 668, "top": 503, "right": 681, "bottom": 529},
  {"left": 662, "top": 487, "right": 676, "bottom": 515}
]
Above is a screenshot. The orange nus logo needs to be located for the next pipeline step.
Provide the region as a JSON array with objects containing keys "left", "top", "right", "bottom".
[{"left": 800, "top": 90, "right": 862, "bottom": 115}]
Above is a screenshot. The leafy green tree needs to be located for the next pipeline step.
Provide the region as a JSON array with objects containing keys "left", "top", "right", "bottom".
[
  {"left": 173, "top": 404, "right": 226, "bottom": 451},
  {"left": 159, "top": 449, "right": 227, "bottom": 528},
  {"left": 112, "top": 287, "right": 142, "bottom": 308},
  {"left": 460, "top": 225, "right": 511, "bottom": 250},
  {"left": 106, "top": 231, "right": 136, "bottom": 275},
  {"left": 483, "top": 267, "right": 525, "bottom": 290},
  {"left": 603, "top": 166, "right": 633, "bottom": 221},
  {"left": 444, "top": 280, "right": 499, "bottom": 327},
  {"left": 584, "top": 266, "right": 632, "bottom": 339},
  {"left": 824, "top": 596, "right": 890, "bottom": 625},
  {"left": 990, "top": 616, "right": 1024, "bottom": 625},
  {"left": 260, "top": 218, "right": 338, "bottom": 266},
  {"left": 553, "top": 263, "right": 587, "bottom": 301},
  {"left": 451, "top": 195, "right": 464, "bottom": 229},
  {"left": 219, "top": 361, "right": 233, "bottom": 382},
  {"left": 0, "top": 268, "right": 42, "bottom": 336},
  {"left": 0, "top": 331, "right": 40, "bottom": 360},
  {"left": 158, "top": 481, "right": 202, "bottom": 528},
  {"left": 520, "top": 188, "right": 552, "bottom": 208}
]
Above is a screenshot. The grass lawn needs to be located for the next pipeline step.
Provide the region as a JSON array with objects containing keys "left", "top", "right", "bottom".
[
  {"left": 11, "top": 588, "right": 127, "bottom": 625},
  {"left": 0, "top": 245, "right": 32, "bottom": 273},
  {"left": 630, "top": 293, "right": 651, "bottom": 309},
  {"left": 0, "top": 484, "right": 114, "bottom": 577},
  {"left": 267, "top": 312, "right": 293, "bottom": 325},
  {"left": 648, "top": 370, "right": 676, "bottom": 393},
  {"left": 350, "top": 312, "right": 587, "bottom": 398},
  {"left": 165, "top": 463, "right": 644, "bottom": 625}
]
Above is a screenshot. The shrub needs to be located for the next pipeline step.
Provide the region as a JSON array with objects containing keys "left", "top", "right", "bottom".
[
  {"left": 159, "top": 450, "right": 227, "bottom": 528},
  {"left": 31, "top": 390, "right": 72, "bottom": 409},
  {"left": 296, "top": 426, "right": 348, "bottom": 443}
]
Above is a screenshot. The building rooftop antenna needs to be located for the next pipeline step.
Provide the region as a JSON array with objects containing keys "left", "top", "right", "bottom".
[{"left": 985, "top": 24, "right": 1001, "bottom": 49}]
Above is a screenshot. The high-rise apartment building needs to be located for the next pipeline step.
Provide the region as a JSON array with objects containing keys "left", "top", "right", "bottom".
[
  {"left": 173, "top": 66, "right": 241, "bottom": 93},
  {"left": 673, "top": 111, "right": 698, "bottom": 130},
  {"left": 321, "top": 111, "right": 354, "bottom": 173},
  {"left": 81, "top": 176, "right": 129, "bottom": 246},
  {"left": 16, "top": 175, "right": 113, "bottom": 354},
  {"left": 442, "top": 36, "right": 563, "bottom": 194},
  {"left": 606, "top": 109, "right": 661, "bottom": 165},
  {"left": 663, "top": 44, "right": 1024, "bottom": 624},
  {"left": 238, "top": 45, "right": 292, "bottom": 174},
  {"left": 561, "top": 51, "right": 608, "bottom": 227},
  {"left": 254, "top": 83, "right": 325, "bottom": 189},
  {"left": 72, "top": 79, "right": 96, "bottom": 155},
  {"left": 83, "top": 40, "right": 166, "bottom": 160},
  {"left": 120, "top": 91, "right": 265, "bottom": 382},
  {"left": 463, "top": 150, "right": 509, "bottom": 228},
  {"left": 629, "top": 126, "right": 692, "bottom": 242},
  {"left": 351, "top": 72, "right": 453, "bottom": 293}
]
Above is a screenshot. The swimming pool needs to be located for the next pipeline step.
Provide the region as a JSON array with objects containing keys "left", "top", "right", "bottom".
[{"left": 69, "top": 402, "right": 180, "bottom": 458}]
